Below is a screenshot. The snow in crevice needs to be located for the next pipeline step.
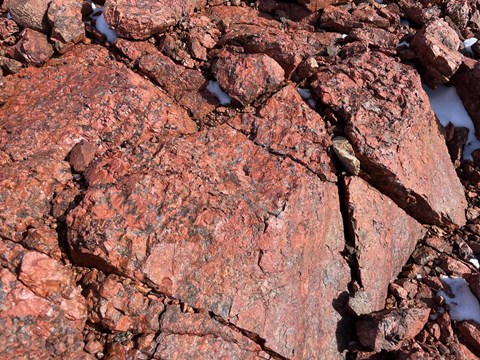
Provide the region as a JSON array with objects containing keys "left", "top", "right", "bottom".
[
  {"left": 398, "top": 41, "right": 410, "bottom": 48},
  {"left": 438, "top": 276, "right": 480, "bottom": 324},
  {"left": 297, "top": 88, "right": 317, "bottom": 109},
  {"left": 206, "top": 81, "right": 232, "bottom": 105},
  {"left": 424, "top": 85, "right": 480, "bottom": 159},
  {"left": 400, "top": 18, "right": 410, "bottom": 27},
  {"left": 89, "top": 1, "right": 118, "bottom": 43},
  {"left": 464, "top": 38, "right": 478, "bottom": 56}
]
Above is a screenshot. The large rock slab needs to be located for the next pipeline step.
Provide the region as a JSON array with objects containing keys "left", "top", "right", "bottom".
[
  {"left": 67, "top": 124, "right": 350, "bottom": 359},
  {"left": 104, "top": 0, "right": 207, "bottom": 40},
  {"left": 230, "top": 84, "right": 335, "bottom": 181},
  {"left": 344, "top": 177, "right": 426, "bottom": 315},
  {"left": 5, "top": 0, "right": 50, "bottom": 32},
  {"left": 0, "top": 45, "right": 196, "bottom": 241},
  {"left": 312, "top": 51, "right": 467, "bottom": 226}
]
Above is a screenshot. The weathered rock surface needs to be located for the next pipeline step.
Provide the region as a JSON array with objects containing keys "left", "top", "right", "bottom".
[
  {"left": 0, "top": 45, "right": 196, "bottom": 242},
  {"left": 68, "top": 124, "right": 350, "bottom": 358},
  {"left": 344, "top": 177, "right": 426, "bottom": 315},
  {"left": 212, "top": 53, "right": 285, "bottom": 106},
  {"left": 5, "top": 0, "right": 50, "bottom": 32},
  {"left": 104, "top": 0, "right": 207, "bottom": 40},
  {"left": 14, "top": 28, "right": 53, "bottom": 66},
  {"left": 312, "top": 51, "right": 467, "bottom": 226},
  {"left": 454, "top": 60, "right": 480, "bottom": 139},
  {"left": 296, "top": 0, "right": 348, "bottom": 12},
  {"left": 230, "top": 84, "right": 335, "bottom": 181},
  {"left": 457, "top": 321, "right": 480, "bottom": 353},
  {"left": 357, "top": 307, "right": 431, "bottom": 352},
  {"left": 332, "top": 137, "right": 360, "bottom": 176},
  {"left": 411, "top": 19, "right": 462, "bottom": 87},
  {"left": 47, "top": 0, "right": 85, "bottom": 53}
]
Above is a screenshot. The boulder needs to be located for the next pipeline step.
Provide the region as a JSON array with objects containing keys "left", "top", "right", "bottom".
[
  {"left": 14, "top": 28, "right": 53, "bottom": 66},
  {"left": 103, "top": 0, "right": 207, "bottom": 40},
  {"left": 212, "top": 53, "right": 285, "bottom": 105},
  {"left": 411, "top": 19, "right": 462, "bottom": 87},
  {"left": 312, "top": 51, "right": 467, "bottom": 226},
  {"left": 344, "top": 177, "right": 426, "bottom": 315},
  {"left": 67, "top": 124, "right": 350, "bottom": 359},
  {"left": 5, "top": 0, "right": 50, "bottom": 32},
  {"left": 47, "top": 0, "right": 85, "bottom": 53}
]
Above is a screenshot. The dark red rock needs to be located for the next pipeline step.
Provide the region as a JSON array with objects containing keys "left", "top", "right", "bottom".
[
  {"left": 0, "top": 17, "right": 19, "bottom": 44},
  {"left": 103, "top": 0, "right": 207, "bottom": 40},
  {"left": 312, "top": 51, "right": 467, "bottom": 226},
  {"left": 398, "top": 0, "right": 442, "bottom": 26},
  {"left": 445, "top": 0, "right": 470, "bottom": 30},
  {"left": 0, "top": 56, "right": 22, "bottom": 74},
  {"left": 15, "top": 28, "right": 54, "bottom": 66},
  {"left": 357, "top": 307, "right": 430, "bottom": 352},
  {"left": 138, "top": 51, "right": 218, "bottom": 120},
  {"left": 344, "top": 177, "right": 426, "bottom": 315},
  {"left": 114, "top": 38, "right": 159, "bottom": 62},
  {"left": 411, "top": 19, "right": 462, "bottom": 87},
  {"left": 454, "top": 60, "right": 480, "bottom": 139},
  {"left": 5, "top": 0, "right": 50, "bottom": 32},
  {"left": 212, "top": 53, "right": 285, "bottom": 106},
  {"left": 438, "top": 255, "right": 471, "bottom": 276},
  {"left": 457, "top": 321, "right": 480, "bottom": 354},
  {"left": 230, "top": 84, "right": 335, "bottom": 181},
  {"left": 67, "top": 124, "right": 350, "bottom": 358},
  {"left": 465, "top": 273, "right": 480, "bottom": 301},
  {"left": 296, "top": 0, "right": 348, "bottom": 12},
  {"left": 319, "top": 6, "right": 363, "bottom": 33},
  {"left": 0, "top": 45, "right": 196, "bottom": 242},
  {"left": 47, "top": 0, "right": 85, "bottom": 53},
  {"left": 349, "top": 27, "right": 397, "bottom": 49},
  {"left": 69, "top": 140, "right": 97, "bottom": 173}
]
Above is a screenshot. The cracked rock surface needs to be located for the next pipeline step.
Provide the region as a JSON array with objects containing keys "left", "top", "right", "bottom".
[{"left": 1, "top": 0, "right": 480, "bottom": 359}]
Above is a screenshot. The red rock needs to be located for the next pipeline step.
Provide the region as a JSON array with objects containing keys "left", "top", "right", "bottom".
[
  {"left": 457, "top": 321, "right": 480, "bottom": 353},
  {"left": 312, "top": 51, "right": 467, "bottom": 226},
  {"left": 0, "top": 45, "right": 196, "bottom": 242},
  {"left": 398, "top": 0, "right": 442, "bottom": 26},
  {"left": 438, "top": 255, "right": 471, "bottom": 276},
  {"left": 14, "top": 28, "right": 54, "bottom": 66},
  {"left": 212, "top": 53, "right": 285, "bottom": 106},
  {"left": 47, "top": 0, "right": 85, "bottom": 53},
  {"left": 454, "top": 60, "right": 480, "bottom": 139},
  {"left": 5, "top": 0, "right": 50, "bottom": 32},
  {"left": 319, "top": 6, "right": 363, "bottom": 33},
  {"left": 230, "top": 84, "right": 335, "bottom": 181},
  {"left": 349, "top": 27, "right": 397, "bottom": 49},
  {"left": 67, "top": 124, "right": 350, "bottom": 358},
  {"left": 0, "top": 56, "right": 22, "bottom": 74},
  {"left": 445, "top": 0, "right": 470, "bottom": 30},
  {"left": 114, "top": 38, "right": 158, "bottom": 62},
  {"left": 357, "top": 307, "right": 431, "bottom": 352},
  {"left": 138, "top": 51, "right": 218, "bottom": 120},
  {"left": 103, "top": 0, "right": 207, "bottom": 40},
  {"left": 0, "top": 17, "right": 19, "bottom": 44},
  {"left": 465, "top": 273, "right": 480, "bottom": 301},
  {"left": 69, "top": 140, "right": 97, "bottom": 173},
  {"left": 344, "top": 177, "right": 426, "bottom": 315},
  {"left": 296, "top": 0, "right": 348, "bottom": 12},
  {"left": 154, "top": 305, "right": 263, "bottom": 359},
  {"left": 411, "top": 19, "right": 462, "bottom": 87}
]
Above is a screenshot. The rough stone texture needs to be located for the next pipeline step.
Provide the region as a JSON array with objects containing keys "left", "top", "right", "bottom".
[
  {"left": 312, "top": 51, "right": 467, "bottom": 227},
  {"left": 67, "top": 124, "right": 350, "bottom": 359},
  {"left": 454, "top": 60, "right": 480, "bottom": 139},
  {"left": 0, "top": 242, "right": 88, "bottom": 359},
  {"left": 0, "top": 45, "right": 196, "bottom": 242},
  {"left": 230, "top": 84, "right": 336, "bottom": 181},
  {"left": 457, "top": 321, "right": 480, "bottom": 354},
  {"left": 104, "top": 0, "right": 207, "bottom": 40},
  {"left": 154, "top": 305, "right": 264, "bottom": 359},
  {"left": 333, "top": 137, "right": 360, "bottom": 176},
  {"left": 212, "top": 53, "right": 285, "bottom": 106},
  {"left": 47, "top": 0, "right": 86, "bottom": 53},
  {"left": 14, "top": 28, "right": 54, "bottom": 67},
  {"left": 465, "top": 273, "right": 480, "bottom": 302},
  {"left": 445, "top": 0, "right": 470, "bottom": 30},
  {"left": 344, "top": 177, "right": 426, "bottom": 315},
  {"left": 69, "top": 140, "right": 97, "bottom": 173},
  {"left": 357, "top": 307, "right": 431, "bottom": 352},
  {"left": 138, "top": 51, "right": 218, "bottom": 120},
  {"left": 5, "top": 0, "right": 50, "bottom": 32},
  {"left": 411, "top": 19, "right": 462, "bottom": 87}
]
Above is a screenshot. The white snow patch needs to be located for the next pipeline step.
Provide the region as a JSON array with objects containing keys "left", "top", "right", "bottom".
[
  {"left": 470, "top": 258, "right": 480, "bottom": 269},
  {"left": 308, "top": 98, "right": 317, "bottom": 108},
  {"left": 438, "top": 276, "right": 480, "bottom": 324},
  {"left": 464, "top": 37, "right": 478, "bottom": 55},
  {"left": 91, "top": 5, "right": 117, "bottom": 43},
  {"left": 416, "top": 274, "right": 422, "bottom": 280},
  {"left": 374, "top": 0, "right": 384, "bottom": 3},
  {"left": 6, "top": 12, "right": 12, "bottom": 20},
  {"left": 207, "top": 81, "right": 232, "bottom": 105},
  {"left": 341, "top": 34, "right": 348, "bottom": 39},
  {"left": 398, "top": 41, "right": 410, "bottom": 48},
  {"left": 400, "top": 18, "right": 410, "bottom": 27},
  {"left": 424, "top": 85, "right": 480, "bottom": 159},
  {"left": 298, "top": 88, "right": 312, "bottom": 100}
]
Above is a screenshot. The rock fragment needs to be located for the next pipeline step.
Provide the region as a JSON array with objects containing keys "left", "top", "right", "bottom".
[
  {"left": 69, "top": 140, "right": 97, "bottom": 173},
  {"left": 5, "top": 0, "right": 50, "bottom": 32},
  {"left": 15, "top": 28, "right": 53, "bottom": 66},
  {"left": 332, "top": 136, "right": 360, "bottom": 176},
  {"left": 47, "top": 0, "right": 86, "bottom": 53}
]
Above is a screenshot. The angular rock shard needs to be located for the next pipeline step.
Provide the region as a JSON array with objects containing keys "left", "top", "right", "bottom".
[
  {"left": 312, "top": 51, "right": 467, "bottom": 226},
  {"left": 344, "top": 177, "right": 426, "bottom": 315},
  {"left": 68, "top": 124, "right": 350, "bottom": 359}
]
